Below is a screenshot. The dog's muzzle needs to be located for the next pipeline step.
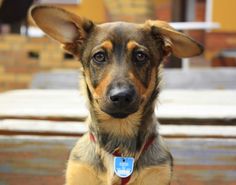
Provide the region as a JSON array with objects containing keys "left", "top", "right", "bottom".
[{"left": 102, "top": 81, "right": 139, "bottom": 119}]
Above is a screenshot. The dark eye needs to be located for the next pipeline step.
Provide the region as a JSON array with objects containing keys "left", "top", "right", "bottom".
[
  {"left": 93, "top": 51, "right": 106, "bottom": 63},
  {"left": 134, "top": 51, "right": 148, "bottom": 64}
]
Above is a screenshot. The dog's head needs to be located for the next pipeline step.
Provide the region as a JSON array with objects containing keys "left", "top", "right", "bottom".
[{"left": 30, "top": 6, "right": 203, "bottom": 121}]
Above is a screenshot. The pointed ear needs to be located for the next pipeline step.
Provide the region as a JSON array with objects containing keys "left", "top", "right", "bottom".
[
  {"left": 145, "top": 20, "right": 204, "bottom": 58},
  {"left": 30, "top": 5, "right": 94, "bottom": 54}
]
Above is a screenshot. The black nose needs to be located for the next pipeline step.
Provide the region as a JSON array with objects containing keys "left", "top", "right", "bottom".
[{"left": 109, "top": 86, "right": 135, "bottom": 107}]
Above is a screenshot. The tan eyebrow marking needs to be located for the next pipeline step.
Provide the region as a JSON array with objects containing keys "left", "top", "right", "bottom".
[
  {"left": 127, "top": 41, "right": 138, "bottom": 51},
  {"left": 101, "top": 40, "right": 113, "bottom": 51}
]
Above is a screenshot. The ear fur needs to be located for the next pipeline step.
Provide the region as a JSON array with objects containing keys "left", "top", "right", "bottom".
[
  {"left": 30, "top": 5, "right": 94, "bottom": 54},
  {"left": 146, "top": 20, "right": 204, "bottom": 58}
]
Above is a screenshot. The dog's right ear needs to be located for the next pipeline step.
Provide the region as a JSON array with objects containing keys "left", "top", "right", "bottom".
[
  {"left": 30, "top": 5, "right": 94, "bottom": 54},
  {"left": 145, "top": 20, "right": 203, "bottom": 58}
]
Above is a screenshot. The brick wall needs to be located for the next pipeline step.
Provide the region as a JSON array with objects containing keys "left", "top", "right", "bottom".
[
  {"left": 0, "top": 35, "right": 80, "bottom": 92},
  {"left": 154, "top": 1, "right": 172, "bottom": 22},
  {"left": 205, "top": 32, "right": 236, "bottom": 67},
  {"left": 104, "top": 0, "right": 155, "bottom": 22}
]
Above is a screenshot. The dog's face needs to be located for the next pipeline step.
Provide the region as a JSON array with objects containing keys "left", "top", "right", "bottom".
[
  {"left": 31, "top": 6, "right": 203, "bottom": 120},
  {"left": 82, "top": 22, "right": 166, "bottom": 119}
]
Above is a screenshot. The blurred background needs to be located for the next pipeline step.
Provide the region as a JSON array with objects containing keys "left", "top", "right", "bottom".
[
  {"left": 0, "top": 0, "right": 236, "bottom": 91},
  {"left": 0, "top": 0, "right": 236, "bottom": 185}
]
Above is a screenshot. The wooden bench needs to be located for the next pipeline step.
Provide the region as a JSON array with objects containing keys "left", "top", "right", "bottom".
[{"left": 0, "top": 90, "right": 236, "bottom": 185}]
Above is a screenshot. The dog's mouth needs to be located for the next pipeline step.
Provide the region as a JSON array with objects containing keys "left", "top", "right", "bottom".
[
  {"left": 101, "top": 106, "right": 139, "bottom": 119},
  {"left": 109, "top": 112, "right": 130, "bottom": 119}
]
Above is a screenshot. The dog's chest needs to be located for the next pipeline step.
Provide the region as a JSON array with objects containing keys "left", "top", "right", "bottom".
[{"left": 88, "top": 133, "right": 157, "bottom": 185}]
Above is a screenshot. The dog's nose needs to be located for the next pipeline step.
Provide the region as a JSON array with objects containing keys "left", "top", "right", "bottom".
[{"left": 109, "top": 86, "right": 135, "bottom": 107}]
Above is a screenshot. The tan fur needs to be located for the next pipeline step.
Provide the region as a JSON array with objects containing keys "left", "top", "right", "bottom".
[
  {"left": 131, "top": 164, "right": 172, "bottom": 185},
  {"left": 141, "top": 68, "right": 157, "bottom": 102},
  {"left": 66, "top": 164, "right": 171, "bottom": 185},
  {"left": 128, "top": 71, "right": 146, "bottom": 98},
  {"left": 67, "top": 147, "right": 171, "bottom": 185},
  {"left": 94, "top": 74, "right": 112, "bottom": 99},
  {"left": 127, "top": 41, "right": 139, "bottom": 51},
  {"left": 102, "top": 40, "right": 113, "bottom": 51},
  {"left": 66, "top": 162, "right": 103, "bottom": 185},
  {"left": 66, "top": 134, "right": 171, "bottom": 185}
]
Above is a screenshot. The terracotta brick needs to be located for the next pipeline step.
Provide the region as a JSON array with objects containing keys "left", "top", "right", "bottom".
[
  {"left": 62, "top": 61, "right": 81, "bottom": 68},
  {"left": 39, "top": 60, "right": 62, "bottom": 68},
  {"left": 28, "top": 36, "right": 51, "bottom": 44},
  {"left": 0, "top": 43, "right": 11, "bottom": 50},
  {"left": 206, "top": 32, "right": 236, "bottom": 49},
  {"left": 0, "top": 74, "right": 15, "bottom": 82},
  {"left": 104, "top": 0, "right": 155, "bottom": 22},
  {"left": 5, "top": 82, "right": 29, "bottom": 90},
  {"left": 46, "top": 44, "right": 61, "bottom": 51},
  {"left": 0, "top": 66, "right": 5, "bottom": 73},
  {"left": 2, "top": 35, "right": 27, "bottom": 43},
  {"left": 154, "top": 3, "right": 172, "bottom": 21},
  {"left": 16, "top": 74, "right": 32, "bottom": 83},
  {"left": 212, "top": 57, "right": 236, "bottom": 67},
  {"left": 24, "top": 43, "right": 45, "bottom": 51},
  {"left": 0, "top": 82, "right": 8, "bottom": 92},
  {"left": 195, "top": 0, "right": 205, "bottom": 21},
  {"left": 205, "top": 32, "right": 236, "bottom": 60},
  {"left": 49, "top": 54, "right": 63, "bottom": 61},
  {"left": 0, "top": 59, "right": 16, "bottom": 67},
  {"left": 4, "top": 66, "right": 38, "bottom": 74}
]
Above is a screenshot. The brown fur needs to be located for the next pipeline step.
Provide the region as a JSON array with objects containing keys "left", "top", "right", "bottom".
[{"left": 30, "top": 5, "right": 203, "bottom": 185}]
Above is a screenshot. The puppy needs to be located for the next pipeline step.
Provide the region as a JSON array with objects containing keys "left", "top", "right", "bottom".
[{"left": 30, "top": 5, "right": 203, "bottom": 185}]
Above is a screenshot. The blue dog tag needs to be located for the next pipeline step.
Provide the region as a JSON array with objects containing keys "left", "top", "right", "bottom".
[{"left": 114, "top": 157, "right": 134, "bottom": 178}]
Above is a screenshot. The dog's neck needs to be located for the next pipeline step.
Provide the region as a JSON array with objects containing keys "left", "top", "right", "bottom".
[{"left": 88, "top": 102, "right": 158, "bottom": 156}]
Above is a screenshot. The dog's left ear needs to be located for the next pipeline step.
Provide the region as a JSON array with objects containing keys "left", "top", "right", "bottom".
[
  {"left": 146, "top": 20, "right": 204, "bottom": 58},
  {"left": 30, "top": 5, "right": 94, "bottom": 54}
]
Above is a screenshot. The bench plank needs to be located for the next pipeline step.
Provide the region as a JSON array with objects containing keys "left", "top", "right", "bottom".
[
  {"left": 1, "top": 119, "right": 236, "bottom": 138},
  {"left": 0, "top": 136, "right": 235, "bottom": 185},
  {"left": 0, "top": 90, "right": 236, "bottom": 122}
]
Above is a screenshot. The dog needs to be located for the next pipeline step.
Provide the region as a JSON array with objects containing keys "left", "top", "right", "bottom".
[{"left": 30, "top": 5, "right": 203, "bottom": 185}]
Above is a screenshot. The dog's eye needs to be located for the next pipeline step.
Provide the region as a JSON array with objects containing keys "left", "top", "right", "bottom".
[
  {"left": 134, "top": 51, "right": 148, "bottom": 64},
  {"left": 93, "top": 52, "right": 106, "bottom": 63}
]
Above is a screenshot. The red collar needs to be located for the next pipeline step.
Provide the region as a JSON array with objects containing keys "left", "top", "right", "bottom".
[{"left": 89, "top": 132, "right": 156, "bottom": 185}]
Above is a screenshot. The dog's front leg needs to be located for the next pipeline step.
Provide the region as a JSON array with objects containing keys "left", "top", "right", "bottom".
[
  {"left": 131, "top": 164, "right": 172, "bottom": 185},
  {"left": 66, "top": 161, "right": 104, "bottom": 185}
]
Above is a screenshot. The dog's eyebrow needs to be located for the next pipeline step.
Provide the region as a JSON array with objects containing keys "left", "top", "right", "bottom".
[
  {"left": 91, "top": 40, "right": 113, "bottom": 54},
  {"left": 101, "top": 40, "right": 113, "bottom": 51},
  {"left": 127, "top": 41, "right": 138, "bottom": 50},
  {"left": 127, "top": 40, "right": 148, "bottom": 52}
]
